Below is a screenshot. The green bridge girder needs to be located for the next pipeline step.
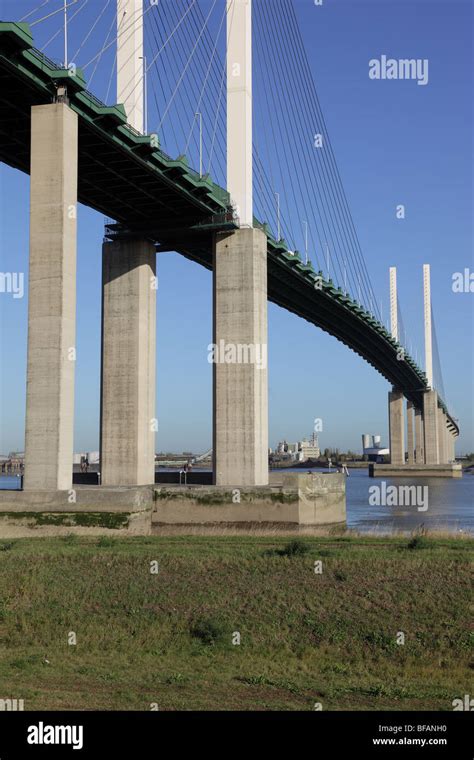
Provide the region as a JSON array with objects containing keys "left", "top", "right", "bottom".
[{"left": 0, "top": 22, "right": 458, "bottom": 436}]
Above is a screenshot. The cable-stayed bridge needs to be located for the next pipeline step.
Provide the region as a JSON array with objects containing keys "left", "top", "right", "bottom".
[{"left": 0, "top": 1, "right": 459, "bottom": 492}]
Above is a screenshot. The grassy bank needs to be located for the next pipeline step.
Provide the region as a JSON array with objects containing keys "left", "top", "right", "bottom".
[{"left": 0, "top": 534, "right": 472, "bottom": 711}]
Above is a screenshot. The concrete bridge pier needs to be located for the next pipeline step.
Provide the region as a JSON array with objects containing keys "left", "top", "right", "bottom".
[
  {"left": 437, "top": 408, "right": 448, "bottom": 464},
  {"left": 24, "top": 103, "right": 78, "bottom": 491},
  {"left": 406, "top": 400, "right": 415, "bottom": 464},
  {"left": 448, "top": 430, "right": 456, "bottom": 462},
  {"left": 100, "top": 238, "right": 156, "bottom": 486},
  {"left": 423, "top": 389, "right": 439, "bottom": 464},
  {"left": 388, "top": 389, "right": 405, "bottom": 465},
  {"left": 213, "top": 227, "right": 269, "bottom": 486},
  {"left": 414, "top": 407, "right": 424, "bottom": 464}
]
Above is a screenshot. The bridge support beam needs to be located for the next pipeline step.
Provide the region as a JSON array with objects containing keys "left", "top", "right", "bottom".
[
  {"left": 24, "top": 103, "right": 78, "bottom": 491},
  {"left": 388, "top": 389, "right": 405, "bottom": 466},
  {"left": 213, "top": 227, "right": 268, "bottom": 486},
  {"left": 100, "top": 239, "right": 156, "bottom": 486},
  {"left": 423, "top": 389, "right": 439, "bottom": 465},
  {"left": 406, "top": 400, "right": 415, "bottom": 464},
  {"left": 415, "top": 407, "right": 424, "bottom": 464}
]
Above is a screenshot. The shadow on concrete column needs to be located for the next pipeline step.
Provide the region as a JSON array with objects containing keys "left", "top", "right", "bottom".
[
  {"left": 100, "top": 238, "right": 156, "bottom": 486},
  {"left": 24, "top": 103, "right": 78, "bottom": 491},
  {"left": 423, "top": 389, "right": 439, "bottom": 465},
  {"left": 437, "top": 408, "right": 447, "bottom": 464},
  {"left": 406, "top": 400, "right": 415, "bottom": 465},
  {"left": 213, "top": 227, "right": 268, "bottom": 486},
  {"left": 414, "top": 407, "right": 424, "bottom": 464},
  {"left": 388, "top": 389, "right": 405, "bottom": 466}
]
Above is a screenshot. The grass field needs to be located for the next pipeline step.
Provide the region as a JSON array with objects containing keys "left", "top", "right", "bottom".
[{"left": 0, "top": 534, "right": 472, "bottom": 711}]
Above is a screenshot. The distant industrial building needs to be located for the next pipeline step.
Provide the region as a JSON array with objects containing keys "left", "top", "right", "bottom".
[
  {"left": 362, "top": 433, "right": 389, "bottom": 462},
  {"left": 275, "top": 433, "right": 320, "bottom": 462}
]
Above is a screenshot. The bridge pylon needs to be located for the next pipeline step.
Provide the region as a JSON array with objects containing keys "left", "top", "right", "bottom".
[
  {"left": 213, "top": 0, "right": 269, "bottom": 486},
  {"left": 116, "top": 0, "right": 144, "bottom": 134},
  {"left": 98, "top": 1, "right": 155, "bottom": 486}
]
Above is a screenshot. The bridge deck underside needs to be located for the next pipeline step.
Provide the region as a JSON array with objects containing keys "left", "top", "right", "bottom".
[{"left": 0, "top": 29, "right": 458, "bottom": 436}]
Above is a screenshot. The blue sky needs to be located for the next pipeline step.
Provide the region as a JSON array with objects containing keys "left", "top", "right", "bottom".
[{"left": 0, "top": 0, "right": 472, "bottom": 456}]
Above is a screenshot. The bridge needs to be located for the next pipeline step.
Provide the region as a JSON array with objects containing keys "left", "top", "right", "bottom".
[{"left": 0, "top": 1, "right": 459, "bottom": 494}]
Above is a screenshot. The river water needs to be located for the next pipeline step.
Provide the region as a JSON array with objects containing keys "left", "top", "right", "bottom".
[{"left": 282, "top": 466, "right": 474, "bottom": 535}]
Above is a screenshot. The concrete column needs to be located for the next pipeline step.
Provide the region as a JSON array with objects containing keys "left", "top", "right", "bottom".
[
  {"left": 388, "top": 389, "right": 405, "bottom": 466},
  {"left": 213, "top": 227, "right": 268, "bottom": 485},
  {"left": 100, "top": 238, "right": 156, "bottom": 485},
  {"left": 24, "top": 103, "right": 78, "bottom": 491},
  {"left": 445, "top": 430, "right": 452, "bottom": 463},
  {"left": 406, "top": 400, "right": 415, "bottom": 464},
  {"left": 450, "top": 433, "right": 456, "bottom": 462},
  {"left": 437, "top": 408, "right": 447, "bottom": 464},
  {"left": 423, "top": 389, "right": 439, "bottom": 464},
  {"left": 415, "top": 407, "right": 424, "bottom": 464}
]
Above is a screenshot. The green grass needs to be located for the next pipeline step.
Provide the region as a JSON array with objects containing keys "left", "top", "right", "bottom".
[{"left": 0, "top": 534, "right": 472, "bottom": 711}]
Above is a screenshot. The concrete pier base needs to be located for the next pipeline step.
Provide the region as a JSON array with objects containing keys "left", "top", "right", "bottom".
[
  {"left": 153, "top": 473, "right": 346, "bottom": 527},
  {"left": 24, "top": 103, "right": 78, "bottom": 491},
  {"left": 213, "top": 227, "right": 268, "bottom": 486},
  {"left": 0, "top": 474, "right": 346, "bottom": 536},
  {"left": 370, "top": 463, "right": 462, "bottom": 478},
  {"left": 100, "top": 239, "right": 156, "bottom": 486},
  {"left": 388, "top": 390, "right": 405, "bottom": 466},
  {"left": 423, "top": 390, "right": 439, "bottom": 464},
  {"left": 0, "top": 487, "right": 154, "bottom": 537}
]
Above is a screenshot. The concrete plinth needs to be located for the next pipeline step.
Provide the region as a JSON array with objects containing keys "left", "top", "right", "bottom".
[
  {"left": 415, "top": 407, "right": 424, "bottom": 464},
  {"left": 24, "top": 104, "right": 78, "bottom": 491},
  {"left": 369, "top": 463, "right": 462, "bottom": 478},
  {"left": 100, "top": 239, "right": 156, "bottom": 486},
  {"left": 388, "top": 390, "right": 405, "bottom": 466},
  {"left": 407, "top": 401, "right": 415, "bottom": 464},
  {"left": 0, "top": 486, "right": 153, "bottom": 537},
  {"left": 213, "top": 227, "right": 268, "bottom": 486},
  {"left": 423, "top": 390, "right": 439, "bottom": 465},
  {"left": 153, "top": 472, "right": 346, "bottom": 527}
]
